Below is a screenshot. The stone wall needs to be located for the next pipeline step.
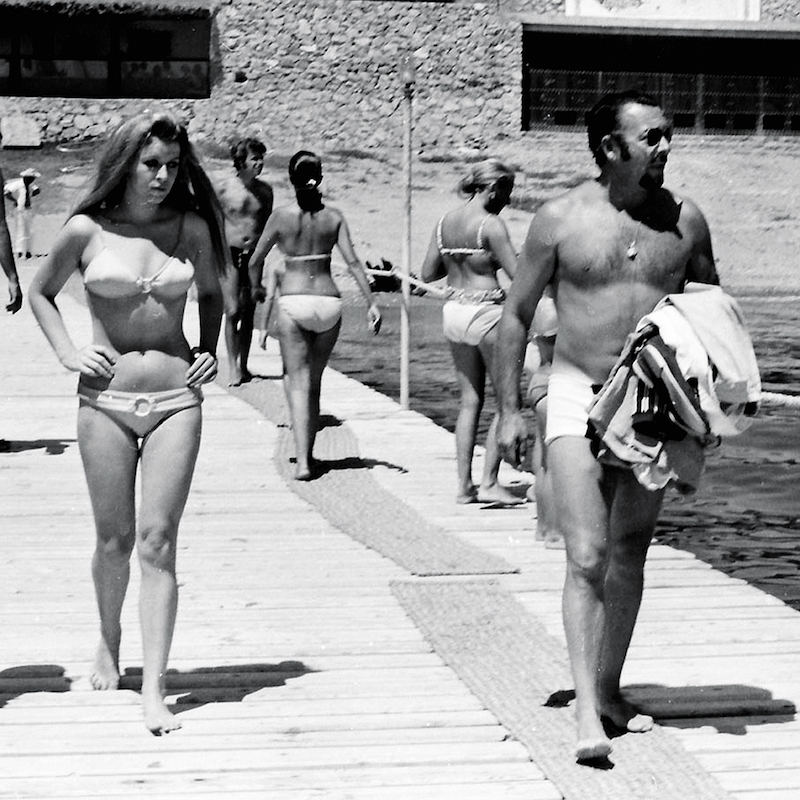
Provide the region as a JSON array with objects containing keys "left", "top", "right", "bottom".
[
  {"left": 0, "top": 0, "right": 522, "bottom": 156},
  {"left": 1, "top": 0, "right": 799, "bottom": 151},
  {"left": 760, "top": 0, "right": 800, "bottom": 19}
]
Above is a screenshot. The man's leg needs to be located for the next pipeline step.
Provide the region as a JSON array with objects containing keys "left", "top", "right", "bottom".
[
  {"left": 238, "top": 293, "right": 256, "bottom": 380},
  {"left": 597, "top": 470, "right": 663, "bottom": 732},
  {"left": 223, "top": 265, "right": 244, "bottom": 386},
  {"left": 548, "top": 434, "right": 613, "bottom": 760}
]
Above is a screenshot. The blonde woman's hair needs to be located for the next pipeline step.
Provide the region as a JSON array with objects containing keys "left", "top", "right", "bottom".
[{"left": 457, "top": 158, "right": 515, "bottom": 197}]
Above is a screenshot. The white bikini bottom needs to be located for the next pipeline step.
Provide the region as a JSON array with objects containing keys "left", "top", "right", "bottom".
[
  {"left": 442, "top": 300, "right": 503, "bottom": 346},
  {"left": 277, "top": 294, "right": 343, "bottom": 333},
  {"left": 78, "top": 385, "right": 203, "bottom": 438}
]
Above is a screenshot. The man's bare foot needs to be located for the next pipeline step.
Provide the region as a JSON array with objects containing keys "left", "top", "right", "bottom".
[
  {"left": 143, "top": 696, "right": 182, "bottom": 736},
  {"left": 477, "top": 483, "right": 525, "bottom": 505},
  {"left": 600, "top": 696, "right": 654, "bottom": 733},
  {"left": 90, "top": 639, "right": 120, "bottom": 690},
  {"left": 258, "top": 333, "right": 268, "bottom": 350}
]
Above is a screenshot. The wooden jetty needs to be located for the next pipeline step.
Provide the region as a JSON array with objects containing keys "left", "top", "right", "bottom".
[{"left": 1, "top": 287, "right": 798, "bottom": 799}]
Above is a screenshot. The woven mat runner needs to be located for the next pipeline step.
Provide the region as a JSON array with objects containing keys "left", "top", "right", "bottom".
[
  {"left": 391, "top": 579, "right": 731, "bottom": 800},
  {"left": 228, "top": 378, "right": 517, "bottom": 577}
]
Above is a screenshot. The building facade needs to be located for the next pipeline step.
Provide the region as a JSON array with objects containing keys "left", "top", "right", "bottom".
[{"left": 0, "top": 0, "right": 798, "bottom": 153}]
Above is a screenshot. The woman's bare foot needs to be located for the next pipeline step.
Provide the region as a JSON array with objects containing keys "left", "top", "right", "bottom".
[
  {"left": 90, "top": 638, "right": 120, "bottom": 690},
  {"left": 599, "top": 695, "right": 654, "bottom": 733},
  {"left": 143, "top": 694, "right": 182, "bottom": 736},
  {"left": 576, "top": 736, "right": 612, "bottom": 762},
  {"left": 477, "top": 483, "right": 525, "bottom": 505},
  {"left": 575, "top": 707, "right": 612, "bottom": 762},
  {"left": 228, "top": 368, "right": 244, "bottom": 387},
  {"left": 456, "top": 485, "right": 478, "bottom": 504},
  {"left": 294, "top": 462, "right": 313, "bottom": 481},
  {"left": 258, "top": 332, "right": 268, "bottom": 350}
]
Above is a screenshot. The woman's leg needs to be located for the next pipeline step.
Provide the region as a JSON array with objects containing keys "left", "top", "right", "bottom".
[
  {"left": 449, "top": 341, "right": 484, "bottom": 503},
  {"left": 476, "top": 330, "right": 524, "bottom": 504},
  {"left": 137, "top": 406, "right": 202, "bottom": 735},
  {"left": 307, "top": 319, "right": 341, "bottom": 463},
  {"left": 277, "top": 311, "right": 314, "bottom": 480},
  {"left": 77, "top": 405, "right": 139, "bottom": 691}
]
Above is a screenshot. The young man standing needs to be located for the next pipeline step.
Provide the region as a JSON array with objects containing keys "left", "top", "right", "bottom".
[
  {"left": 218, "top": 137, "right": 273, "bottom": 385},
  {"left": 496, "top": 90, "right": 719, "bottom": 761}
]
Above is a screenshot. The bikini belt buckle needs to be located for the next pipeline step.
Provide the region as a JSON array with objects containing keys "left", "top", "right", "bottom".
[{"left": 132, "top": 395, "right": 154, "bottom": 417}]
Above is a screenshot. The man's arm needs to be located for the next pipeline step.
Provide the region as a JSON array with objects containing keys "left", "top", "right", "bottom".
[
  {"left": 683, "top": 199, "right": 719, "bottom": 286},
  {"left": 497, "top": 205, "right": 559, "bottom": 414},
  {"left": 495, "top": 204, "right": 559, "bottom": 466},
  {"left": 0, "top": 167, "right": 21, "bottom": 313}
]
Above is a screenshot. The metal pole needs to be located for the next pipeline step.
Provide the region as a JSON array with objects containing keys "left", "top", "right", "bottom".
[{"left": 400, "top": 80, "right": 412, "bottom": 410}]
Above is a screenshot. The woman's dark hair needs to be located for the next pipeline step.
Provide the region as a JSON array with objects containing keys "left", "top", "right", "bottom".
[
  {"left": 288, "top": 150, "right": 324, "bottom": 212},
  {"left": 72, "top": 111, "right": 228, "bottom": 274},
  {"left": 586, "top": 89, "right": 661, "bottom": 166},
  {"left": 230, "top": 137, "right": 267, "bottom": 170}
]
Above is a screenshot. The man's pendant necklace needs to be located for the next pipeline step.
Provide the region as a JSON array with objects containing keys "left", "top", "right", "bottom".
[{"left": 627, "top": 221, "right": 642, "bottom": 260}]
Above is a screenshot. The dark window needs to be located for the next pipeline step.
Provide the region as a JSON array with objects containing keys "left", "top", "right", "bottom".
[
  {"left": 0, "top": 10, "right": 210, "bottom": 99},
  {"left": 522, "top": 29, "right": 800, "bottom": 135}
]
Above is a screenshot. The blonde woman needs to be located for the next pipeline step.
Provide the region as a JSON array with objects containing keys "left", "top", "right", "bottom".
[
  {"left": 421, "top": 159, "right": 522, "bottom": 504},
  {"left": 29, "top": 112, "right": 226, "bottom": 735}
]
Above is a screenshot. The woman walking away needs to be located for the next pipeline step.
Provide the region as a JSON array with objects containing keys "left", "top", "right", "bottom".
[
  {"left": 421, "top": 158, "right": 522, "bottom": 505},
  {"left": 248, "top": 150, "right": 381, "bottom": 480},
  {"left": 29, "top": 112, "right": 226, "bottom": 735}
]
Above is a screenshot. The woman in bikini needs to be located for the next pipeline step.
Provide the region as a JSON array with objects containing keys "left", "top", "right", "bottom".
[
  {"left": 420, "top": 159, "right": 521, "bottom": 505},
  {"left": 28, "top": 112, "right": 226, "bottom": 735},
  {"left": 248, "top": 150, "right": 381, "bottom": 480}
]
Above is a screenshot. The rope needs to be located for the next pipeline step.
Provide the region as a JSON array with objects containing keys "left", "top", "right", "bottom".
[
  {"left": 761, "top": 390, "right": 800, "bottom": 409},
  {"left": 365, "top": 267, "right": 450, "bottom": 298}
]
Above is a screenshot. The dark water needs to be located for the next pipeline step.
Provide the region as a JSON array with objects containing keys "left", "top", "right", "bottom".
[{"left": 331, "top": 292, "right": 800, "bottom": 610}]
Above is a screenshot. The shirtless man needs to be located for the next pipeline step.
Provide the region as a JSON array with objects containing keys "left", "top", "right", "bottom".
[
  {"left": 218, "top": 137, "right": 273, "bottom": 384},
  {"left": 496, "top": 90, "right": 719, "bottom": 761},
  {"left": 0, "top": 160, "right": 22, "bottom": 314}
]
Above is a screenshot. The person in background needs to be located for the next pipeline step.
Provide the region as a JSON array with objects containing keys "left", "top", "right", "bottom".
[
  {"left": 420, "top": 158, "right": 522, "bottom": 506},
  {"left": 524, "top": 285, "right": 560, "bottom": 547},
  {"left": 248, "top": 150, "right": 380, "bottom": 480},
  {"left": 0, "top": 158, "right": 22, "bottom": 313},
  {"left": 217, "top": 137, "right": 273, "bottom": 385}
]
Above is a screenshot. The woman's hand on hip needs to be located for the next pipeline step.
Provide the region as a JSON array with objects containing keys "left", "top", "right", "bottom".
[
  {"left": 186, "top": 349, "right": 218, "bottom": 387},
  {"left": 66, "top": 344, "right": 116, "bottom": 379}
]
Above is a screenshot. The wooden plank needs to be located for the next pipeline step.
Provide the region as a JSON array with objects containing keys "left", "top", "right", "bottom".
[{"left": 0, "top": 762, "right": 549, "bottom": 798}]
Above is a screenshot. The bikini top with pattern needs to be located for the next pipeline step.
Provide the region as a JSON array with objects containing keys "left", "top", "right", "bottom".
[
  {"left": 436, "top": 215, "right": 491, "bottom": 257},
  {"left": 83, "top": 217, "right": 194, "bottom": 300}
]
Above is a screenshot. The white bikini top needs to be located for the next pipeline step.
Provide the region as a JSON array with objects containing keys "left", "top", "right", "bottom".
[{"left": 436, "top": 215, "right": 490, "bottom": 257}]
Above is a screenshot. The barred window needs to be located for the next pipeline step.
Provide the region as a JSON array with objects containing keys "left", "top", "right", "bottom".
[
  {"left": 523, "top": 27, "right": 800, "bottom": 134},
  {"left": 0, "top": 8, "right": 210, "bottom": 99}
]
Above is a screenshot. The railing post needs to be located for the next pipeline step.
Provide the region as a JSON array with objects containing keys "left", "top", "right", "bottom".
[{"left": 399, "top": 55, "right": 416, "bottom": 411}]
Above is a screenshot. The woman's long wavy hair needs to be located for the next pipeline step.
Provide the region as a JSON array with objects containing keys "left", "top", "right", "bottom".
[
  {"left": 457, "top": 158, "right": 515, "bottom": 198},
  {"left": 71, "top": 111, "right": 228, "bottom": 275},
  {"left": 288, "top": 150, "right": 324, "bottom": 213}
]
